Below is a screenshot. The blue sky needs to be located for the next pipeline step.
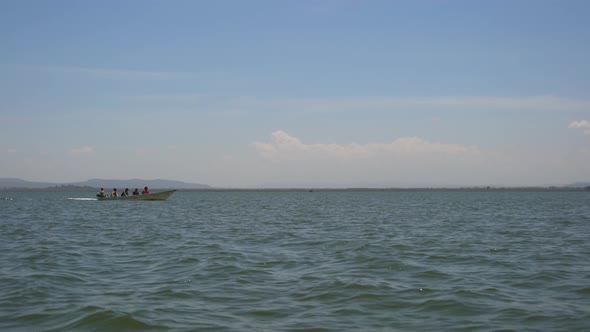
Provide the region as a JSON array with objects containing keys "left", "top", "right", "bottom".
[{"left": 1, "top": 0, "right": 589, "bottom": 187}]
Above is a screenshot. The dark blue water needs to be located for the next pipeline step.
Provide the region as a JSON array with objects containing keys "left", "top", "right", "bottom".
[{"left": 1, "top": 190, "right": 589, "bottom": 331}]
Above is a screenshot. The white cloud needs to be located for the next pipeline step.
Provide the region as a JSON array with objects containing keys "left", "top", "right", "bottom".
[
  {"left": 70, "top": 146, "right": 95, "bottom": 154},
  {"left": 113, "top": 94, "right": 590, "bottom": 115},
  {"left": 569, "top": 120, "right": 590, "bottom": 135},
  {"left": 252, "top": 130, "right": 480, "bottom": 161},
  {"left": 12, "top": 64, "right": 187, "bottom": 80},
  {"left": 394, "top": 95, "right": 590, "bottom": 111},
  {"left": 69, "top": 67, "right": 188, "bottom": 80},
  {"left": 122, "top": 93, "right": 206, "bottom": 102},
  {"left": 226, "top": 95, "right": 590, "bottom": 114},
  {"left": 246, "top": 131, "right": 590, "bottom": 187}
]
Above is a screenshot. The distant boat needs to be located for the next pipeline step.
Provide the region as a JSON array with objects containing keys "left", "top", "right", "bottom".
[{"left": 97, "top": 190, "right": 176, "bottom": 201}]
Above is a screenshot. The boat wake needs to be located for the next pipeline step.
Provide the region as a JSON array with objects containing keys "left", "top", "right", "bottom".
[{"left": 67, "top": 198, "right": 97, "bottom": 201}]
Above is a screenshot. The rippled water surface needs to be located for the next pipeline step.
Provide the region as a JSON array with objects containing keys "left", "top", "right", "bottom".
[{"left": 1, "top": 190, "right": 589, "bottom": 331}]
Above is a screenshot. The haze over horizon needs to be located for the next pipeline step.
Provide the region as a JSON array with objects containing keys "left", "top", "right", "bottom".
[{"left": 1, "top": 1, "right": 589, "bottom": 188}]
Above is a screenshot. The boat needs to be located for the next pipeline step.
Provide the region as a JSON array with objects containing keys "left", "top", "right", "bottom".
[{"left": 97, "top": 190, "right": 176, "bottom": 201}]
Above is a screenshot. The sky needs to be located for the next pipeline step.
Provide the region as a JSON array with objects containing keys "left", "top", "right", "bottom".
[{"left": 1, "top": 0, "right": 589, "bottom": 188}]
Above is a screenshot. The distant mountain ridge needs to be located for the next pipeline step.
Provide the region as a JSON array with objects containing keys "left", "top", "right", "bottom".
[
  {"left": 75, "top": 179, "right": 210, "bottom": 189},
  {"left": 0, "top": 178, "right": 210, "bottom": 189},
  {"left": 565, "top": 182, "right": 590, "bottom": 188},
  {"left": 1, "top": 177, "right": 589, "bottom": 190},
  {"left": 0, "top": 178, "right": 57, "bottom": 189}
]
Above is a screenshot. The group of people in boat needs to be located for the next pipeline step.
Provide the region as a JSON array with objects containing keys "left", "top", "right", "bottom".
[{"left": 96, "top": 186, "right": 150, "bottom": 198}]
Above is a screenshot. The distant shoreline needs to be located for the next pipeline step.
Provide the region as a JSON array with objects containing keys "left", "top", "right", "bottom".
[
  {"left": 2, "top": 186, "right": 589, "bottom": 192},
  {"left": 180, "top": 187, "right": 590, "bottom": 192},
  {"left": 3, "top": 178, "right": 589, "bottom": 192}
]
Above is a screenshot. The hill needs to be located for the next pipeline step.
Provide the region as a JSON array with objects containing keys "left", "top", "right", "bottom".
[
  {"left": 565, "top": 182, "right": 590, "bottom": 188},
  {"left": 0, "top": 178, "right": 56, "bottom": 189},
  {"left": 74, "top": 179, "right": 210, "bottom": 189},
  {"left": 0, "top": 178, "right": 210, "bottom": 190}
]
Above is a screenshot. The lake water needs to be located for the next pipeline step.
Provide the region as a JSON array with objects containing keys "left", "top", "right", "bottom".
[{"left": 1, "top": 190, "right": 589, "bottom": 331}]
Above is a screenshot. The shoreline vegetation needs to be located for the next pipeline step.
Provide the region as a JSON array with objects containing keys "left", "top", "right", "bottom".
[{"left": 1, "top": 185, "right": 589, "bottom": 192}]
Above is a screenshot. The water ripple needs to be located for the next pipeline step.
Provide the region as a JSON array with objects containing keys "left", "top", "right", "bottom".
[{"left": 1, "top": 191, "right": 590, "bottom": 330}]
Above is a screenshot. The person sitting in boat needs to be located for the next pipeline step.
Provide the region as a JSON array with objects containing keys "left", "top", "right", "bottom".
[
  {"left": 142, "top": 186, "right": 150, "bottom": 194},
  {"left": 133, "top": 188, "right": 140, "bottom": 196},
  {"left": 96, "top": 188, "right": 106, "bottom": 198},
  {"left": 121, "top": 188, "right": 130, "bottom": 197},
  {"left": 111, "top": 188, "right": 118, "bottom": 197}
]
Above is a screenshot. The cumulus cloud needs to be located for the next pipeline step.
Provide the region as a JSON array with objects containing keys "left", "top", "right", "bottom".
[
  {"left": 248, "top": 131, "right": 501, "bottom": 187},
  {"left": 224, "top": 95, "right": 590, "bottom": 114},
  {"left": 569, "top": 120, "right": 590, "bottom": 135},
  {"left": 122, "top": 93, "right": 206, "bottom": 102},
  {"left": 252, "top": 130, "right": 479, "bottom": 161},
  {"left": 70, "top": 146, "right": 95, "bottom": 154},
  {"left": 59, "top": 66, "right": 187, "bottom": 80},
  {"left": 10, "top": 64, "right": 188, "bottom": 80},
  {"left": 113, "top": 94, "right": 590, "bottom": 116},
  {"left": 247, "top": 131, "right": 590, "bottom": 187}
]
